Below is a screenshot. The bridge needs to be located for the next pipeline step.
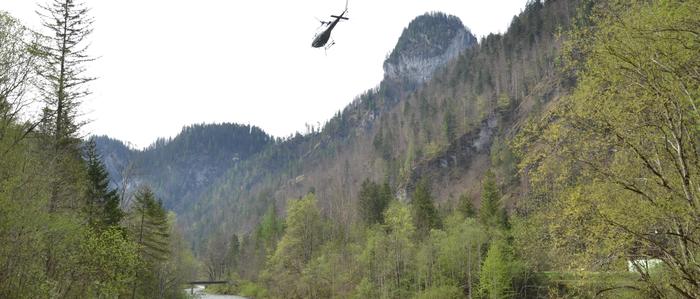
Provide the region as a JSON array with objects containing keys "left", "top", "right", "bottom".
[{"left": 186, "top": 280, "right": 230, "bottom": 285}]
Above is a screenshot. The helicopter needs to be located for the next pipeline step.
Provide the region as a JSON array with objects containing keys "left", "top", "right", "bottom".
[{"left": 311, "top": 0, "right": 349, "bottom": 50}]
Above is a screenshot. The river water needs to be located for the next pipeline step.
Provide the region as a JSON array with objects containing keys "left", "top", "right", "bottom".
[{"left": 184, "top": 285, "right": 247, "bottom": 299}]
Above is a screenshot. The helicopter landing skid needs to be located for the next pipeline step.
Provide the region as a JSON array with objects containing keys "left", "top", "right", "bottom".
[{"left": 324, "top": 40, "right": 336, "bottom": 55}]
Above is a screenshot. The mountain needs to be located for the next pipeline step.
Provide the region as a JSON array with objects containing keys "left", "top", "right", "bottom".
[
  {"left": 94, "top": 123, "right": 272, "bottom": 213},
  {"left": 384, "top": 12, "right": 476, "bottom": 87},
  {"left": 96, "top": 2, "right": 576, "bottom": 254},
  {"left": 179, "top": 1, "right": 575, "bottom": 250}
]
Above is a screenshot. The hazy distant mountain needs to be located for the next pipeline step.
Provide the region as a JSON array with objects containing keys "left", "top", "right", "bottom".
[{"left": 94, "top": 123, "right": 272, "bottom": 212}]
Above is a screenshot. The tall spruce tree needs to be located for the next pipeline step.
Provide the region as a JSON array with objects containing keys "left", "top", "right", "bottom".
[
  {"left": 412, "top": 179, "right": 441, "bottom": 238},
  {"left": 37, "top": 0, "right": 94, "bottom": 146},
  {"left": 84, "top": 138, "right": 123, "bottom": 230},
  {"left": 458, "top": 193, "right": 476, "bottom": 218},
  {"left": 478, "top": 171, "right": 505, "bottom": 229},
  {"left": 129, "top": 186, "right": 170, "bottom": 298},
  {"left": 36, "top": 0, "right": 95, "bottom": 281}
]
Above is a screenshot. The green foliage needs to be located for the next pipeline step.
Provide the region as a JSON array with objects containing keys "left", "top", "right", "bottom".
[
  {"left": 357, "top": 201, "right": 416, "bottom": 298},
  {"left": 358, "top": 179, "right": 392, "bottom": 225},
  {"left": 129, "top": 186, "right": 171, "bottom": 298},
  {"left": 84, "top": 139, "right": 123, "bottom": 230},
  {"left": 412, "top": 179, "right": 441, "bottom": 238},
  {"left": 490, "top": 137, "right": 518, "bottom": 185},
  {"left": 0, "top": 12, "right": 39, "bottom": 124},
  {"left": 412, "top": 285, "right": 462, "bottom": 299},
  {"left": 516, "top": 0, "right": 700, "bottom": 297},
  {"left": 256, "top": 204, "right": 285, "bottom": 251},
  {"left": 415, "top": 214, "right": 486, "bottom": 297},
  {"left": 478, "top": 171, "right": 507, "bottom": 229},
  {"left": 239, "top": 280, "right": 269, "bottom": 298},
  {"left": 78, "top": 227, "right": 140, "bottom": 297},
  {"left": 94, "top": 122, "right": 273, "bottom": 218},
  {"left": 265, "top": 194, "right": 324, "bottom": 298},
  {"left": 479, "top": 239, "right": 525, "bottom": 299},
  {"left": 457, "top": 193, "right": 476, "bottom": 218},
  {"left": 36, "top": 0, "right": 94, "bottom": 144},
  {"left": 131, "top": 187, "right": 170, "bottom": 263},
  {"left": 497, "top": 93, "right": 512, "bottom": 112}
]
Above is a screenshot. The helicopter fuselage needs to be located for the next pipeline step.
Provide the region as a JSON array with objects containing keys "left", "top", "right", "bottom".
[{"left": 311, "top": 21, "right": 339, "bottom": 48}]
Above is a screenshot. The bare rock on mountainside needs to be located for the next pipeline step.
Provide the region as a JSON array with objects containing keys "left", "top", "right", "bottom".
[{"left": 383, "top": 12, "right": 476, "bottom": 86}]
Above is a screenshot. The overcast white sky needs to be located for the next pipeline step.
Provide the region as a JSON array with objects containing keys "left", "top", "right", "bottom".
[{"left": 2, "top": 0, "right": 527, "bottom": 148}]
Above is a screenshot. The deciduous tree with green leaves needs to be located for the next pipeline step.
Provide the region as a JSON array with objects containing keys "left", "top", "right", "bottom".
[
  {"left": 519, "top": 0, "right": 700, "bottom": 296},
  {"left": 265, "top": 194, "right": 323, "bottom": 298}
]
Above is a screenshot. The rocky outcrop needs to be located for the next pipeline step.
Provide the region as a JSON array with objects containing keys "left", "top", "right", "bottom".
[{"left": 383, "top": 13, "right": 476, "bottom": 86}]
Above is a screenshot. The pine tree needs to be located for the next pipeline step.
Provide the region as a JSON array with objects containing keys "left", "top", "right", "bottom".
[
  {"left": 132, "top": 186, "right": 170, "bottom": 261},
  {"left": 458, "top": 193, "right": 476, "bottom": 218},
  {"left": 412, "top": 179, "right": 441, "bottom": 238},
  {"left": 478, "top": 171, "right": 505, "bottom": 228},
  {"left": 84, "top": 139, "right": 123, "bottom": 230},
  {"left": 129, "top": 186, "right": 170, "bottom": 298},
  {"left": 358, "top": 179, "right": 392, "bottom": 225}
]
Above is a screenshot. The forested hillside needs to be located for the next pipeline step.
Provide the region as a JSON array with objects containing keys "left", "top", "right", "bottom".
[
  {"left": 94, "top": 123, "right": 272, "bottom": 212},
  {"left": 193, "top": 0, "right": 700, "bottom": 298},
  {"left": 2, "top": 0, "right": 698, "bottom": 297},
  {"left": 187, "top": 0, "right": 576, "bottom": 245},
  {"left": 0, "top": 3, "right": 198, "bottom": 297}
]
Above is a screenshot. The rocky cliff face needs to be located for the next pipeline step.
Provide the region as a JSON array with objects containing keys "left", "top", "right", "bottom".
[{"left": 383, "top": 13, "right": 476, "bottom": 86}]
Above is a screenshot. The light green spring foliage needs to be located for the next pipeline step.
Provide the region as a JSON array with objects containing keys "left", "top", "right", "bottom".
[
  {"left": 245, "top": 180, "right": 506, "bottom": 299},
  {"left": 256, "top": 204, "right": 285, "bottom": 253},
  {"left": 356, "top": 201, "right": 416, "bottom": 299},
  {"left": 79, "top": 227, "right": 140, "bottom": 297},
  {"left": 412, "top": 285, "right": 462, "bottom": 299},
  {"left": 479, "top": 239, "right": 525, "bottom": 299},
  {"left": 517, "top": 0, "right": 700, "bottom": 296},
  {"left": 264, "top": 194, "right": 323, "bottom": 298},
  {"left": 415, "top": 214, "right": 486, "bottom": 297}
]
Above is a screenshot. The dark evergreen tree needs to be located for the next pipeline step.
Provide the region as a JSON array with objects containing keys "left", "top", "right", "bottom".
[
  {"left": 478, "top": 171, "right": 506, "bottom": 229},
  {"left": 358, "top": 179, "right": 391, "bottom": 225},
  {"left": 412, "top": 179, "right": 441, "bottom": 238},
  {"left": 129, "top": 186, "right": 170, "bottom": 299},
  {"left": 84, "top": 139, "right": 123, "bottom": 229},
  {"left": 458, "top": 193, "right": 476, "bottom": 218}
]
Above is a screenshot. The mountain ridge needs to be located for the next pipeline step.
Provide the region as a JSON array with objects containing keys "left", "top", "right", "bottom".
[{"left": 95, "top": 2, "right": 576, "bottom": 255}]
